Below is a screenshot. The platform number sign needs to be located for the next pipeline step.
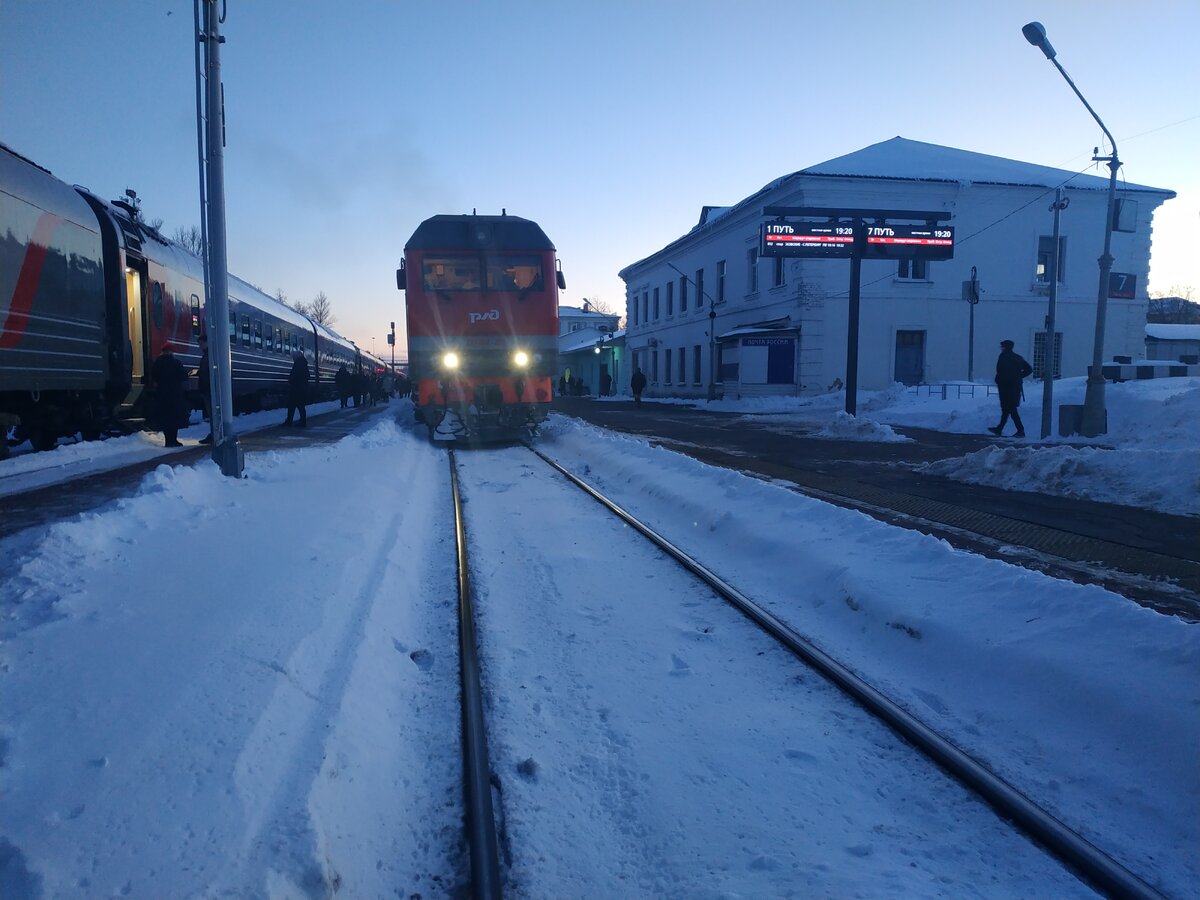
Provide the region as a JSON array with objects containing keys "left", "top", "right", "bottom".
[
  {"left": 761, "top": 222, "right": 857, "bottom": 258},
  {"left": 861, "top": 224, "right": 955, "bottom": 260}
]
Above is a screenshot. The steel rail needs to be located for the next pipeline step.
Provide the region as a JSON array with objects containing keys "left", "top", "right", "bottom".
[
  {"left": 448, "top": 449, "right": 503, "bottom": 899},
  {"left": 528, "top": 445, "right": 1167, "bottom": 900}
]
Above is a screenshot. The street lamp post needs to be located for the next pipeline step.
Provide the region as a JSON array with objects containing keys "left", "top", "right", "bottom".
[{"left": 1023, "top": 21, "right": 1119, "bottom": 437}]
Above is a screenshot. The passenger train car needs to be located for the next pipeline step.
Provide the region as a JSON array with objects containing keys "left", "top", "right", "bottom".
[
  {"left": 1, "top": 142, "right": 364, "bottom": 450},
  {"left": 397, "top": 212, "right": 563, "bottom": 441}
]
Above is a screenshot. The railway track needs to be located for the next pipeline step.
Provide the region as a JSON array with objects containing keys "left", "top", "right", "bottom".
[{"left": 446, "top": 445, "right": 1168, "bottom": 898}]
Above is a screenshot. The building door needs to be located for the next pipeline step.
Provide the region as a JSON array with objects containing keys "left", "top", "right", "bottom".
[{"left": 894, "top": 330, "right": 925, "bottom": 385}]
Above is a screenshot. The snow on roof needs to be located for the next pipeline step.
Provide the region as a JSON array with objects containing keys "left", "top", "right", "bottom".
[
  {"left": 559, "top": 326, "right": 618, "bottom": 354},
  {"left": 559, "top": 305, "right": 617, "bottom": 318},
  {"left": 620, "top": 136, "right": 1175, "bottom": 278},
  {"left": 1145, "top": 323, "right": 1200, "bottom": 341}
]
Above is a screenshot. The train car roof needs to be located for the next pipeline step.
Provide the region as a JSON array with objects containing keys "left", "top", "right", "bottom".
[{"left": 404, "top": 213, "right": 555, "bottom": 251}]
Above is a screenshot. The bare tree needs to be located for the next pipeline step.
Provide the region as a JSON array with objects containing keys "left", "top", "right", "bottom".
[
  {"left": 580, "top": 296, "right": 624, "bottom": 329},
  {"left": 306, "top": 291, "right": 335, "bottom": 326},
  {"left": 172, "top": 225, "right": 204, "bottom": 256},
  {"left": 1148, "top": 286, "right": 1200, "bottom": 324}
]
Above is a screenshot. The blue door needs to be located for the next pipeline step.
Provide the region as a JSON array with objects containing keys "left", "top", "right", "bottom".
[{"left": 894, "top": 331, "right": 925, "bottom": 385}]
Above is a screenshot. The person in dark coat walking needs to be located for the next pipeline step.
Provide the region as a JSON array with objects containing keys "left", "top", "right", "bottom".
[
  {"left": 284, "top": 351, "right": 309, "bottom": 426},
  {"left": 988, "top": 339, "right": 1033, "bottom": 438},
  {"left": 630, "top": 367, "right": 647, "bottom": 408},
  {"left": 151, "top": 343, "right": 189, "bottom": 448},
  {"left": 197, "top": 335, "right": 213, "bottom": 444},
  {"left": 335, "top": 364, "right": 351, "bottom": 408}
]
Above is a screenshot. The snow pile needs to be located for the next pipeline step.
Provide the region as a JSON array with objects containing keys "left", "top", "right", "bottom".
[{"left": 810, "top": 409, "right": 913, "bottom": 442}]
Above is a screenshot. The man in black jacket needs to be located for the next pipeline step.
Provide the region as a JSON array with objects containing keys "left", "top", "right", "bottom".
[
  {"left": 988, "top": 339, "right": 1033, "bottom": 438},
  {"left": 151, "top": 344, "right": 189, "bottom": 448},
  {"left": 630, "top": 367, "right": 647, "bottom": 408},
  {"left": 284, "top": 351, "right": 309, "bottom": 427},
  {"left": 197, "top": 335, "right": 213, "bottom": 444}
]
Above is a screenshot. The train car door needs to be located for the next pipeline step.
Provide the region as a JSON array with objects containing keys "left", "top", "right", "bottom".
[{"left": 126, "top": 266, "right": 145, "bottom": 380}]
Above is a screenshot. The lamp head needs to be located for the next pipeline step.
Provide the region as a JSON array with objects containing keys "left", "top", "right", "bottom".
[{"left": 1022, "top": 21, "right": 1056, "bottom": 60}]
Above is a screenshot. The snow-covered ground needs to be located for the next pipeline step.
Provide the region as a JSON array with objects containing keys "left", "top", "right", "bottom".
[{"left": 0, "top": 380, "right": 1196, "bottom": 897}]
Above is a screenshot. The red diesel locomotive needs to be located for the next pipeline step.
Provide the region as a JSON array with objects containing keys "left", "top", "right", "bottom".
[{"left": 397, "top": 212, "right": 563, "bottom": 441}]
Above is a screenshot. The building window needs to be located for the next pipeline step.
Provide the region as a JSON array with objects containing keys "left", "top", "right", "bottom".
[
  {"left": 1036, "top": 236, "right": 1066, "bottom": 283},
  {"left": 747, "top": 247, "right": 759, "bottom": 293},
  {"left": 652, "top": 350, "right": 659, "bottom": 383},
  {"left": 773, "top": 256, "right": 785, "bottom": 287},
  {"left": 898, "top": 258, "right": 928, "bottom": 280},
  {"left": 630, "top": 294, "right": 638, "bottom": 326},
  {"left": 1113, "top": 198, "right": 1138, "bottom": 233},
  {"left": 664, "top": 348, "right": 672, "bottom": 383},
  {"left": 678, "top": 347, "right": 686, "bottom": 384},
  {"left": 1034, "top": 331, "right": 1064, "bottom": 379},
  {"left": 642, "top": 292, "right": 648, "bottom": 323},
  {"left": 717, "top": 260, "right": 726, "bottom": 303},
  {"left": 695, "top": 268, "right": 704, "bottom": 308},
  {"left": 653, "top": 287, "right": 660, "bottom": 320},
  {"left": 693, "top": 344, "right": 702, "bottom": 384},
  {"left": 666, "top": 281, "right": 674, "bottom": 316},
  {"left": 679, "top": 276, "right": 687, "bottom": 312}
]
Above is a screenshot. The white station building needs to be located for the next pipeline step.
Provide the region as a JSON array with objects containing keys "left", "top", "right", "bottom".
[{"left": 619, "top": 137, "right": 1175, "bottom": 400}]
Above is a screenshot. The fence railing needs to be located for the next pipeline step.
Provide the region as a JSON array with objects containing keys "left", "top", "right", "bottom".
[{"left": 906, "top": 382, "right": 999, "bottom": 399}]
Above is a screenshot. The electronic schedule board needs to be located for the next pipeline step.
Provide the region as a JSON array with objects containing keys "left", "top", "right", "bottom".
[
  {"left": 761, "top": 222, "right": 856, "bottom": 258},
  {"left": 761, "top": 221, "right": 955, "bottom": 261},
  {"left": 861, "top": 224, "right": 955, "bottom": 260}
]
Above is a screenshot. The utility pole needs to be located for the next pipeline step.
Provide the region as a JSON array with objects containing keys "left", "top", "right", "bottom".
[
  {"left": 196, "top": 0, "right": 242, "bottom": 476},
  {"left": 1041, "top": 190, "right": 1069, "bottom": 439}
]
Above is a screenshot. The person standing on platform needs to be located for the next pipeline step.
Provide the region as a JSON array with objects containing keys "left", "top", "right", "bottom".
[
  {"left": 197, "top": 335, "right": 213, "bottom": 444},
  {"left": 335, "top": 364, "right": 351, "bottom": 408},
  {"left": 284, "top": 350, "right": 309, "bottom": 427},
  {"left": 988, "top": 339, "right": 1033, "bottom": 438},
  {"left": 630, "top": 367, "right": 647, "bottom": 409},
  {"left": 151, "top": 343, "right": 189, "bottom": 448}
]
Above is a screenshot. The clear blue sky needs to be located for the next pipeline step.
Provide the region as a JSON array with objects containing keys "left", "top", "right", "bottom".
[{"left": 4, "top": 1, "right": 1197, "bottom": 355}]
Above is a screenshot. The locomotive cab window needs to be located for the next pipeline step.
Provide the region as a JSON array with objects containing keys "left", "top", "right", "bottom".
[
  {"left": 190, "top": 294, "right": 201, "bottom": 336},
  {"left": 423, "top": 256, "right": 482, "bottom": 292},
  {"left": 486, "top": 255, "right": 543, "bottom": 292}
]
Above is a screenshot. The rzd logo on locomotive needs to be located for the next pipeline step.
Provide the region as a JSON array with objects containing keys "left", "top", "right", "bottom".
[{"left": 468, "top": 309, "right": 501, "bottom": 324}]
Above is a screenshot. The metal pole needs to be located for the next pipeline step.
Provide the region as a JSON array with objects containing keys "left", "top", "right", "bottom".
[
  {"left": 200, "top": 0, "right": 242, "bottom": 477},
  {"left": 967, "top": 266, "right": 979, "bottom": 383},
  {"left": 845, "top": 249, "right": 862, "bottom": 416},
  {"left": 708, "top": 309, "right": 717, "bottom": 401},
  {"left": 1041, "top": 190, "right": 1067, "bottom": 439},
  {"left": 1081, "top": 152, "right": 1118, "bottom": 436}
]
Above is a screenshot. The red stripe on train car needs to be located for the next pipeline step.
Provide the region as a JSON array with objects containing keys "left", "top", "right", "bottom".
[{"left": 0, "top": 213, "right": 64, "bottom": 349}]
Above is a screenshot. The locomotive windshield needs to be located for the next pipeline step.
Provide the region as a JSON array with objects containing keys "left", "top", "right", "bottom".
[
  {"left": 421, "top": 254, "right": 543, "bottom": 292},
  {"left": 423, "top": 256, "right": 482, "bottom": 292},
  {"left": 485, "top": 255, "right": 543, "bottom": 291}
]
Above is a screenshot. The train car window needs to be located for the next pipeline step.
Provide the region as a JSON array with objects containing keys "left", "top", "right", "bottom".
[
  {"left": 422, "top": 256, "right": 482, "bottom": 292},
  {"left": 293, "top": 335, "right": 299, "bottom": 352},
  {"left": 152, "top": 282, "right": 164, "bottom": 328},
  {"left": 229, "top": 309, "right": 237, "bottom": 339},
  {"left": 190, "top": 295, "right": 201, "bottom": 336},
  {"left": 264, "top": 323, "right": 274, "bottom": 351},
  {"left": 253, "top": 320, "right": 263, "bottom": 349},
  {"left": 486, "top": 255, "right": 543, "bottom": 292},
  {"left": 275, "top": 327, "right": 283, "bottom": 353},
  {"left": 241, "top": 315, "right": 251, "bottom": 346}
]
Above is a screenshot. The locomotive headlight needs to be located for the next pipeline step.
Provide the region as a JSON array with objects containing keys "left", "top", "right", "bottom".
[
  {"left": 441, "top": 351, "right": 460, "bottom": 370},
  {"left": 512, "top": 350, "right": 530, "bottom": 368}
]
